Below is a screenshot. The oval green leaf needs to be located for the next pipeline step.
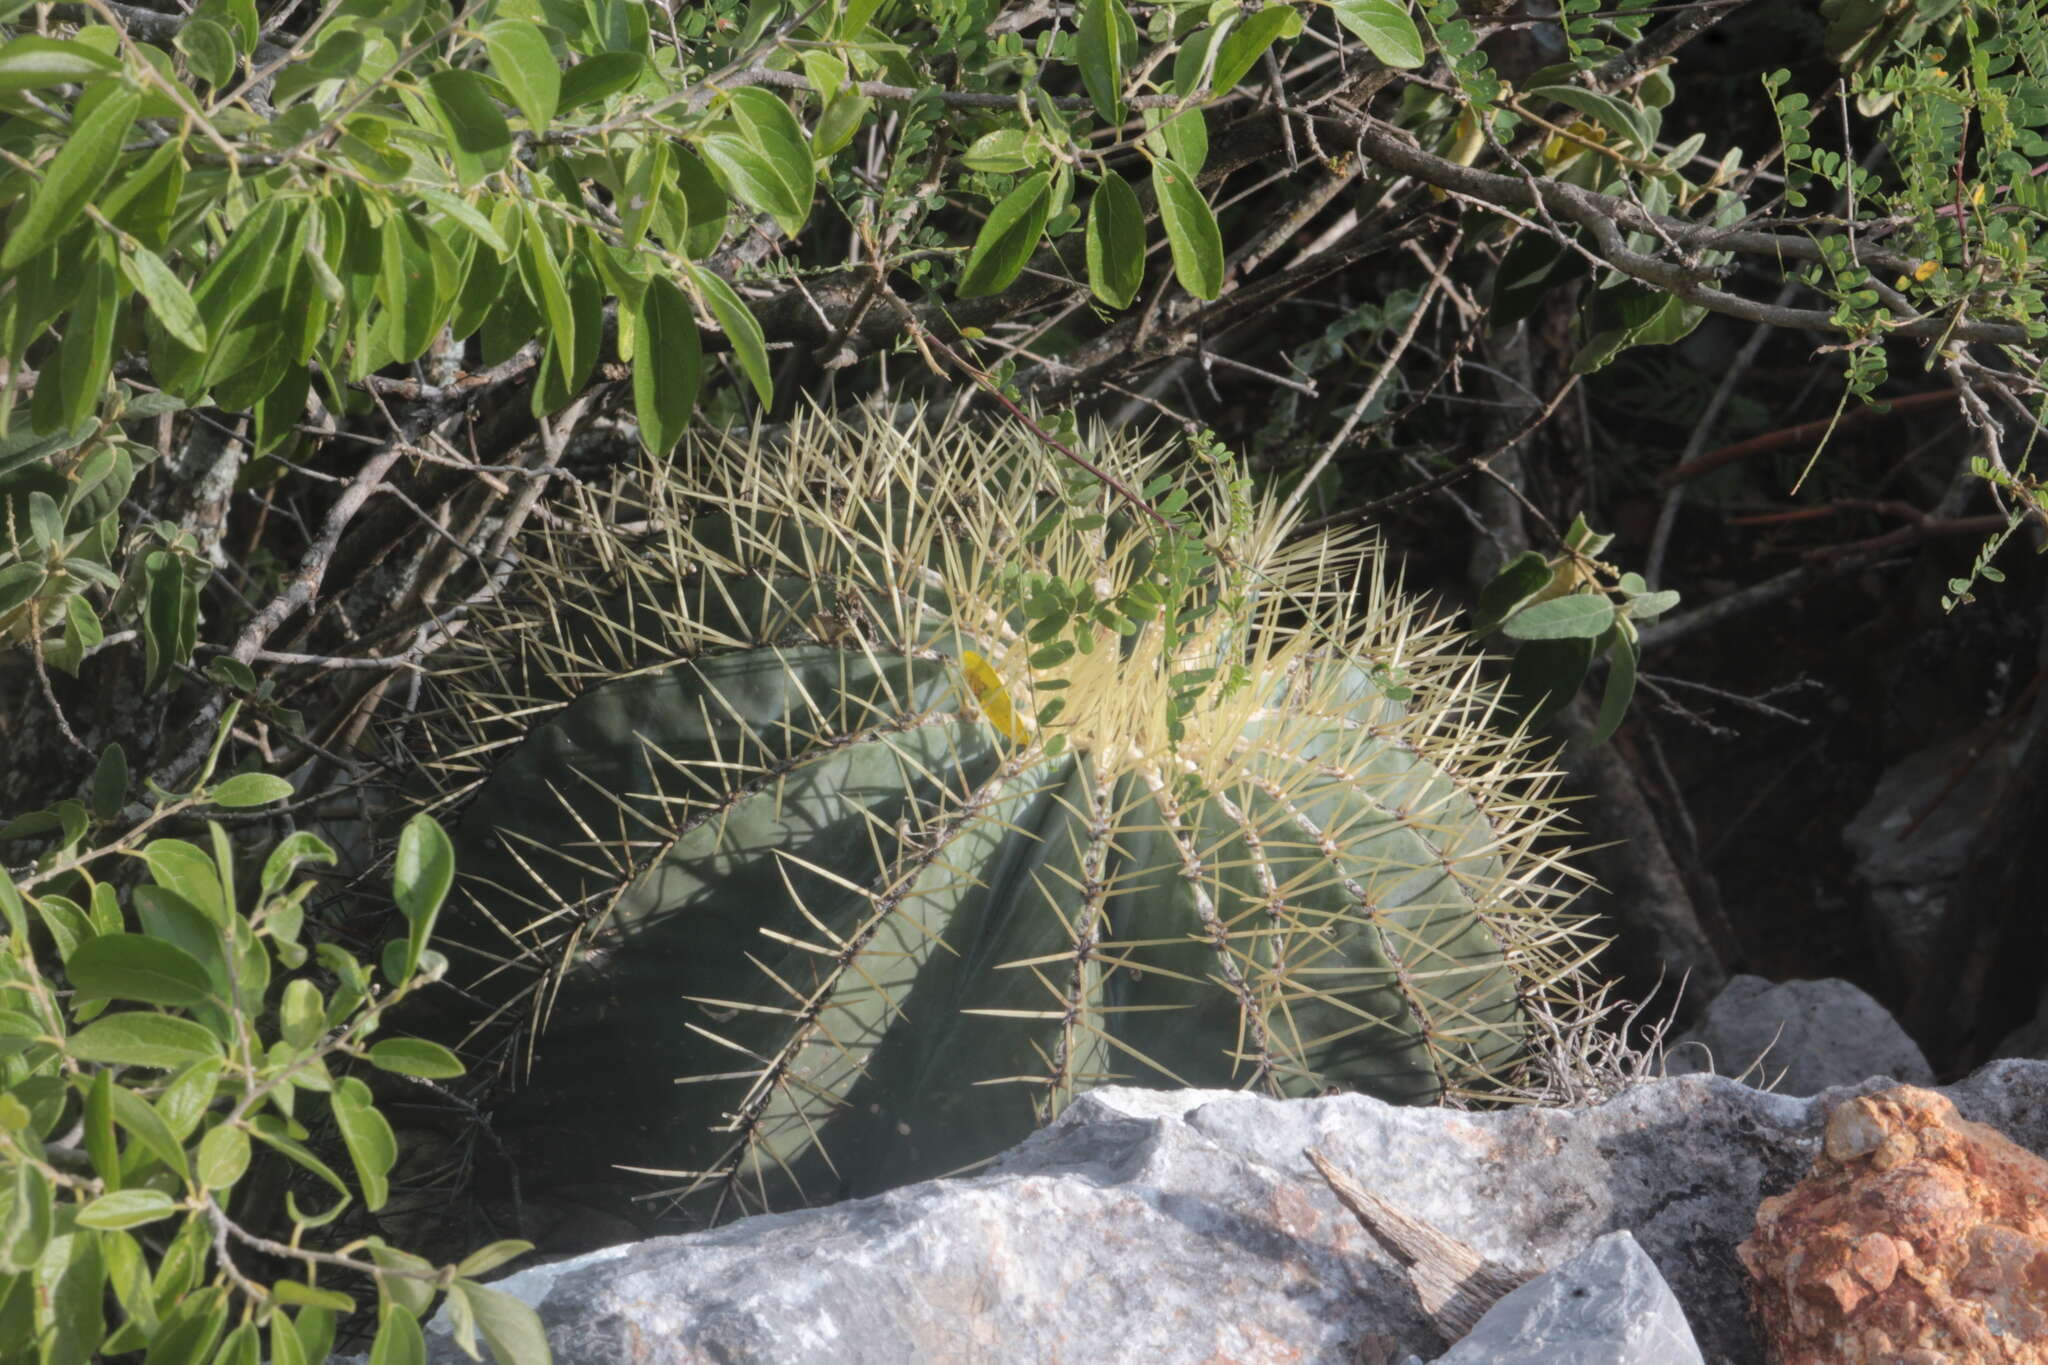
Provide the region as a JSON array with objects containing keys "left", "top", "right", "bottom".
[
  {"left": 483, "top": 20, "right": 560, "bottom": 133},
  {"left": 1331, "top": 0, "right": 1426, "bottom": 69},
  {"left": 331, "top": 1078, "right": 396, "bottom": 1211},
  {"left": 208, "top": 772, "right": 294, "bottom": 808},
  {"left": 696, "top": 129, "right": 807, "bottom": 237},
  {"left": 631, "top": 276, "right": 701, "bottom": 456},
  {"left": 1085, "top": 169, "right": 1144, "bottom": 309},
  {"left": 367, "top": 1037, "right": 466, "bottom": 1079},
  {"left": 120, "top": 245, "right": 207, "bottom": 352},
  {"left": 961, "top": 129, "right": 1032, "bottom": 174},
  {"left": 0, "top": 36, "right": 121, "bottom": 92},
  {"left": 687, "top": 263, "right": 771, "bottom": 405},
  {"left": 391, "top": 812, "right": 454, "bottom": 985},
  {"left": 958, "top": 171, "right": 1051, "bottom": 299},
  {"left": 1500, "top": 592, "right": 1617, "bottom": 641},
  {"left": 727, "top": 87, "right": 814, "bottom": 216},
  {"left": 66, "top": 934, "right": 213, "bottom": 1008},
  {"left": 1150, "top": 158, "right": 1223, "bottom": 300},
  {"left": 1076, "top": 0, "right": 1129, "bottom": 124},
  {"left": 76, "top": 1188, "right": 179, "bottom": 1230},
  {"left": 2, "top": 85, "right": 142, "bottom": 272},
  {"left": 1591, "top": 629, "right": 1639, "bottom": 744},
  {"left": 558, "top": 50, "right": 643, "bottom": 111},
  {"left": 1469, "top": 550, "right": 1552, "bottom": 635},
  {"left": 426, "top": 67, "right": 513, "bottom": 155},
  {"left": 196, "top": 1122, "right": 251, "bottom": 1190},
  {"left": 1212, "top": 5, "right": 1304, "bottom": 93},
  {"left": 70, "top": 1012, "right": 221, "bottom": 1069}
]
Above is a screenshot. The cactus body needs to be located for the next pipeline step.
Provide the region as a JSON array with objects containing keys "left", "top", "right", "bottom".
[{"left": 417, "top": 411, "right": 1594, "bottom": 1219}]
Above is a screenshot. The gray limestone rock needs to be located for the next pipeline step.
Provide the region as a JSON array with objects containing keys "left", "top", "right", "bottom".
[
  {"left": 1665, "top": 974, "right": 1934, "bottom": 1095},
  {"left": 412, "top": 1061, "right": 2048, "bottom": 1365},
  {"left": 1431, "top": 1230, "right": 1704, "bottom": 1365}
]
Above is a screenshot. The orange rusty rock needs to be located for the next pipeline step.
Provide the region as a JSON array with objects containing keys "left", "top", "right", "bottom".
[{"left": 1742, "top": 1085, "right": 2048, "bottom": 1364}]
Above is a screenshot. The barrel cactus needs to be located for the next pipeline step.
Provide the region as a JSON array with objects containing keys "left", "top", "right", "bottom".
[{"left": 411, "top": 408, "right": 1597, "bottom": 1223}]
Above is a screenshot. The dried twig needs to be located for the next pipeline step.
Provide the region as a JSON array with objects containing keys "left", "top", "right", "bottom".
[{"left": 1306, "top": 1147, "right": 1530, "bottom": 1343}]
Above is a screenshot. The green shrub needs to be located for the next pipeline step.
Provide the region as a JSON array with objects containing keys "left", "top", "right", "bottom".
[{"left": 0, "top": 718, "right": 549, "bottom": 1365}]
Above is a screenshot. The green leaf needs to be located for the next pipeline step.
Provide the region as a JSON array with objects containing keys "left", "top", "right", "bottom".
[
  {"left": 1562, "top": 512, "right": 1614, "bottom": 557},
  {"left": 369, "top": 1303, "right": 426, "bottom": 1365},
  {"left": 1150, "top": 158, "right": 1222, "bottom": 300},
  {"left": 1590, "top": 629, "right": 1639, "bottom": 744},
  {"left": 672, "top": 146, "right": 728, "bottom": 258},
  {"left": 455, "top": 1281, "right": 551, "bottom": 1365},
  {"left": 1, "top": 1161, "right": 53, "bottom": 1271},
  {"left": 107, "top": 1084, "right": 191, "bottom": 1181},
  {"left": 119, "top": 245, "right": 207, "bottom": 352},
  {"left": 1331, "top": 0, "right": 1426, "bottom": 69},
  {"left": 812, "top": 88, "right": 869, "bottom": 159},
  {"left": 367, "top": 1243, "right": 436, "bottom": 1318},
  {"left": 426, "top": 67, "right": 514, "bottom": 172},
  {"left": 696, "top": 130, "right": 807, "bottom": 237},
  {"left": 557, "top": 50, "right": 643, "bottom": 111},
  {"left": 517, "top": 212, "right": 575, "bottom": 390},
  {"left": 380, "top": 211, "right": 443, "bottom": 364},
  {"left": 32, "top": 1228, "right": 104, "bottom": 1363},
  {"left": 1152, "top": 104, "right": 1208, "bottom": 176},
  {"left": 687, "top": 264, "right": 771, "bottom": 406},
  {"left": 65, "top": 934, "right": 212, "bottom": 1007},
  {"left": 391, "top": 813, "right": 454, "bottom": 985},
  {"left": 142, "top": 839, "right": 225, "bottom": 926},
  {"left": 961, "top": 129, "right": 1032, "bottom": 174},
  {"left": 330, "top": 1077, "right": 396, "bottom": 1210},
  {"left": 270, "top": 1281, "right": 355, "bottom": 1314},
  {"left": 1502, "top": 592, "right": 1616, "bottom": 641},
  {"left": 1076, "top": 0, "right": 1129, "bottom": 124},
  {"left": 175, "top": 17, "right": 237, "bottom": 87},
  {"left": 140, "top": 549, "right": 200, "bottom": 693},
  {"left": 0, "top": 36, "right": 120, "bottom": 92},
  {"left": 1469, "top": 550, "right": 1553, "bottom": 635},
  {"left": 1212, "top": 5, "right": 1303, "bottom": 92},
  {"left": 631, "top": 276, "right": 700, "bottom": 456},
  {"left": 1, "top": 84, "right": 140, "bottom": 271},
  {"left": 153, "top": 1058, "right": 221, "bottom": 1148},
  {"left": 483, "top": 20, "right": 561, "bottom": 133},
  {"left": 455, "top": 1239, "right": 534, "bottom": 1279},
  {"left": 1622, "top": 588, "right": 1680, "bottom": 621},
  {"left": 1507, "top": 635, "right": 1596, "bottom": 726},
  {"left": 145, "top": 1281, "right": 226, "bottom": 1365},
  {"left": 102, "top": 1229, "right": 155, "bottom": 1336},
  {"left": 417, "top": 186, "right": 510, "bottom": 257},
  {"left": 196, "top": 1122, "right": 251, "bottom": 1190},
  {"left": 53, "top": 248, "right": 118, "bottom": 430},
  {"left": 69, "top": 1013, "right": 221, "bottom": 1069},
  {"left": 209, "top": 772, "right": 294, "bottom": 808},
  {"left": 277, "top": 979, "right": 323, "bottom": 1051},
  {"left": 727, "top": 87, "right": 814, "bottom": 222},
  {"left": 0, "top": 874, "right": 25, "bottom": 941},
  {"left": 1528, "top": 84, "right": 1654, "bottom": 156},
  {"left": 269, "top": 1313, "right": 309, "bottom": 1365},
  {"left": 1085, "top": 169, "right": 1144, "bottom": 309},
  {"left": 959, "top": 171, "right": 1051, "bottom": 298},
  {"left": 76, "top": 1189, "right": 178, "bottom": 1230},
  {"left": 261, "top": 831, "right": 337, "bottom": 898},
  {"left": 84, "top": 1069, "right": 119, "bottom": 1191},
  {"left": 367, "top": 1037, "right": 465, "bottom": 1079},
  {"left": 615, "top": 138, "right": 668, "bottom": 246},
  {"left": 214, "top": 1322, "right": 261, "bottom": 1365},
  {"left": 246, "top": 1115, "right": 351, "bottom": 1215}
]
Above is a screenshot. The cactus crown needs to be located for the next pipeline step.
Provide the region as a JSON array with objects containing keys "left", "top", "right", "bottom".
[{"left": 412, "top": 407, "right": 1599, "bottom": 1219}]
